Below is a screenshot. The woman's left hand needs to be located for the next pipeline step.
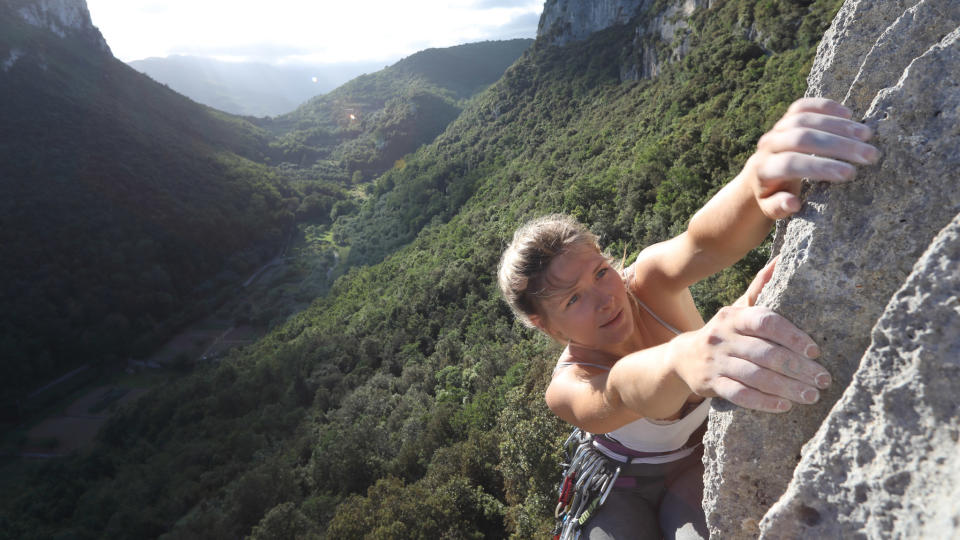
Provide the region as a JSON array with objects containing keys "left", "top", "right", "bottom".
[{"left": 745, "top": 97, "right": 881, "bottom": 220}]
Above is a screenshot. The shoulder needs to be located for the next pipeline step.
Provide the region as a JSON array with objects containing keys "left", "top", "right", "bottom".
[
  {"left": 551, "top": 349, "right": 611, "bottom": 380},
  {"left": 545, "top": 354, "right": 615, "bottom": 424},
  {"left": 623, "top": 239, "right": 688, "bottom": 299},
  {"left": 623, "top": 247, "right": 704, "bottom": 332}
]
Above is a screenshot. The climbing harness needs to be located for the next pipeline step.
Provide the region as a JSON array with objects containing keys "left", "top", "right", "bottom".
[{"left": 551, "top": 428, "right": 621, "bottom": 540}]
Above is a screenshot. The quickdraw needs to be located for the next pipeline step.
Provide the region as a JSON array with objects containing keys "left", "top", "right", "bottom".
[{"left": 551, "top": 428, "right": 621, "bottom": 540}]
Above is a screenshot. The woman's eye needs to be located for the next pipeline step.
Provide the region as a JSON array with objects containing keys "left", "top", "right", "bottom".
[
  {"left": 597, "top": 268, "right": 608, "bottom": 279},
  {"left": 567, "top": 294, "right": 579, "bottom": 307}
]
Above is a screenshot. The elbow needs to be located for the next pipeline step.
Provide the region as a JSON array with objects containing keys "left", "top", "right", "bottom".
[{"left": 544, "top": 386, "right": 601, "bottom": 433}]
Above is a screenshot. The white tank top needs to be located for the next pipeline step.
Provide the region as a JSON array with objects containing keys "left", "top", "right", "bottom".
[
  {"left": 553, "top": 299, "right": 711, "bottom": 459},
  {"left": 605, "top": 397, "right": 710, "bottom": 453}
]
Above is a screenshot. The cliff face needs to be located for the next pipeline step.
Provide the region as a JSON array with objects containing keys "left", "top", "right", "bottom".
[
  {"left": 762, "top": 208, "right": 960, "bottom": 537},
  {"left": 703, "top": 0, "right": 960, "bottom": 537},
  {"left": 9, "top": 0, "right": 109, "bottom": 51},
  {"left": 536, "top": 0, "right": 710, "bottom": 81},
  {"left": 537, "top": 0, "right": 652, "bottom": 46},
  {"left": 2, "top": 0, "right": 110, "bottom": 73}
]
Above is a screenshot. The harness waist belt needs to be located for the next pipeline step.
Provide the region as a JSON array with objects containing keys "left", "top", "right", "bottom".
[
  {"left": 592, "top": 437, "right": 699, "bottom": 465},
  {"left": 593, "top": 416, "right": 708, "bottom": 465}
]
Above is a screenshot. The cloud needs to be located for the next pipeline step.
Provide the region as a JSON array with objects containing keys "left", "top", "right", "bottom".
[
  {"left": 89, "top": 0, "right": 544, "bottom": 64},
  {"left": 174, "top": 42, "right": 313, "bottom": 64},
  {"left": 139, "top": 2, "right": 169, "bottom": 14},
  {"left": 471, "top": 0, "right": 538, "bottom": 8},
  {"left": 484, "top": 10, "right": 541, "bottom": 40}
]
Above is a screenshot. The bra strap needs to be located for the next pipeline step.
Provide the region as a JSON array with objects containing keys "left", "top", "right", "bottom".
[{"left": 635, "top": 299, "right": 682, "bottom": 335}]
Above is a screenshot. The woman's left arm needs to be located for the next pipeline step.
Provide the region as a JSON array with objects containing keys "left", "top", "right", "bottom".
[{"left": 634, "top": 98, "right": 880, "bottom": 291}]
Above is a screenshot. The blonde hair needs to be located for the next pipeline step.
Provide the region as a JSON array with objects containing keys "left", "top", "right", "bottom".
[{"left": 497, "top": 214, "right": 603, "bottom": 328}]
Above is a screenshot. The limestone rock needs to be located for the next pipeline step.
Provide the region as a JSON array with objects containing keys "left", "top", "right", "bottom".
[
  {"left": 844, "top": 0, "right": 960, "bottom": 116},
  {"left": 702, "top": 11, "right": 960, "bottom": 539},
  {"left": 804, "top": 0, "right": 914, "bottom": 101},
  {"left": 537, "top": 0, "right": 709, "bottom": 81},
  {"left": 759, "top": 211, "right": 960, "bottom": 538},
  {"left": 621, "top": 0, "right": 707, "bottom": 80},
  {"left": 537, "top": 0, "right": 652, "bottom": 47},
  {"left": 10, "top": 0, "right": 110, "bottom": 53}
]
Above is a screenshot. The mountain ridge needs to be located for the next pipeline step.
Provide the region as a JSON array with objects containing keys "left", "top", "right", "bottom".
[{"left": 128, "top": 55, "right": 387, "bottom": 117}]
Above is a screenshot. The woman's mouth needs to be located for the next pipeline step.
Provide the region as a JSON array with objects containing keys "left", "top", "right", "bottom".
[{"left": 600, "top": 309, "right": 623, "bottom": 328}]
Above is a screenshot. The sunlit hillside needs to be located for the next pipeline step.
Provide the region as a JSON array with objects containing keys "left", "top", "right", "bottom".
[{"left": 260, "top": 39, "right": 534, "bottom": 179}]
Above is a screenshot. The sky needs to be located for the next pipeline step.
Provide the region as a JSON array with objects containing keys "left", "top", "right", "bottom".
[{"left": 85, "top": 0, "right": 543, "bottom": 65}]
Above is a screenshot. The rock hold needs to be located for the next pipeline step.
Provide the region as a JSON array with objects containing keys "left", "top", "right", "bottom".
[
  {"left": 702, "top": 2, "right": 960, "bottom": 537},
  {"left": 804, "top": 0, "right": 915, "bottom": 101},
  {"left": 759, "top": 210, "right": 960, "bottom": 538},
  {"left": 844, "top": 0, "right": 960, "bottom": 117}
]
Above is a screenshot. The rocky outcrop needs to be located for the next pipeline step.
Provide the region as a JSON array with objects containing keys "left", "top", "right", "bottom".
[
  {"left": 537, "top": 0, "right": 652, "bottom": 47},
  {"left": 620, "top": 0, "right": 709, "bottom": 80},
  {"left": 702, "top": 1, "right": 960, "bottom": 537},
  {"left": 759, "top": 211, "right": 960, "bottom": 537},
  {"left": 804, "top": 0, "right": 915, "bottom": 104},
  {"left": 536, "top": 0, "right": 709, "bottom": 81},
  {"left": 842, "top": 0, "right": 960, "bottom": 116},
  {"left": 11, "top": 0, "right": 110, "bottom": 53}
]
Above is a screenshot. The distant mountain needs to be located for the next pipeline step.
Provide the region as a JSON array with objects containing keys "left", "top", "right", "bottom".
[
  {"left": 261, "top": 39, "right": 534, "bottom": 179},
  {"left": 0, "top": 0, "right": 294, "bottom": 403},
  {"left": 129, "top": 56, "right": 387, "bottom": 117}
]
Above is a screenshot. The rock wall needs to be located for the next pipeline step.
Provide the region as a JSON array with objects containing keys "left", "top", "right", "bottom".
[
  {"left": 537, "top": 0, "right": 652, "bottom": 46},
  {"left": 620, "top": 0, "right": 709, "bottom": 80},
  {"left": 760, "top": 211, "right": 960, "bottom": 538},
  {"left": 536, "top": 0, "right": 709, "bottom": 81},
  {"left": 702, "top": 1, "right": 960, "bottom": 537},
  {"left": 8, "top": 0, "right": 110, "bottom": 53}
]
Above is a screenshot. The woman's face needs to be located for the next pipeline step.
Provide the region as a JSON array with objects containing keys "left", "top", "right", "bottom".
[{"left": 531, "top": 245, "right": 634, "bottom": 348}]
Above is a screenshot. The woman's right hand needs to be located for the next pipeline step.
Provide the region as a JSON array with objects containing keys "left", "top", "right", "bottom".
[{"left": 671, "top": 304, "right": 832, "bottom": 413}]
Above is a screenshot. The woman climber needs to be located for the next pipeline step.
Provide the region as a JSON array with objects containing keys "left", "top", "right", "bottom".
[{"left": 497, "top": 98, "right": 880, "bottom": 539}]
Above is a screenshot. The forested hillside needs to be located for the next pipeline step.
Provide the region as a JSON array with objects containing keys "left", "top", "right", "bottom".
[
  {"left": 0, "top": 0, "right": 843, "bottom": 537},
  {"left": 0, "top": 0, "right": 293, "bottom": 408},
  {"left": 259, "top": 39, "right": 533, "bottom": 181},
  {"left": 0, "top": 0, "right": 529, "bottom": 418}
]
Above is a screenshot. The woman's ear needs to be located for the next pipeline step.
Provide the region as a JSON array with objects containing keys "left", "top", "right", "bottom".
[
  {"left": 528, "top": 314, "right": 546, "bottom": 332},
  {"left": 529, "top": 314, "right": 567, "bottom": 343}
]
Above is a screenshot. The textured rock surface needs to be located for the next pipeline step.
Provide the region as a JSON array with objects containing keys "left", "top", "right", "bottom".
[
  {"left": 703, "top": 4, "right": 960, "bottom": 537},
  {"left": 538, "top": 0, "right": 708, "bottom": 81},
  {"left": 844, "top": 0, "right": 960, "bottom": 116},
  {"left": 11, "top": 0, "right": 110, "bottom": 52},
  {"left": 804, "top": 0, "right": 915, "bottom": 101},
  {"left": 621, "top": 0, "right": 708, "bottom": 80},
  {"left": 759, "top": 212, "right": 960, "bottom": 538},
  {"left": 538, "top": 0, "right": 651, "bottom": 46}
]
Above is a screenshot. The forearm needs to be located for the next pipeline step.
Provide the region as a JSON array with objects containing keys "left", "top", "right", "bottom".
[
  {"left": 686, "top": 159, "right": 773, "bottom": 270},
  {"left": 605, "top": 340, "right": 693, "bottom": 420}
]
